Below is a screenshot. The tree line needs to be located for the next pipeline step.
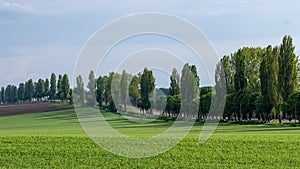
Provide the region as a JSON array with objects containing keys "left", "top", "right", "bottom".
[
  {"left": 73, "top": 35, "right": 300, "bottom": 123},
  {"left": 216, "top": 35, "right": 299, "bottom": 123},
  {"left": 2, "top": 35, "right": 299, "bottom": 124},
  {"left": 73, "top": 64, "right": 207, "bottom": 119},
  {"left": 0, "top": 73, "right": 71, "bottom": 104}
]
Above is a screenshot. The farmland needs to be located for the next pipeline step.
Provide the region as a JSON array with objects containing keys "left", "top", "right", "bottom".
[{"left": 0, "top": 107, "right": 300, "bottom": 168}]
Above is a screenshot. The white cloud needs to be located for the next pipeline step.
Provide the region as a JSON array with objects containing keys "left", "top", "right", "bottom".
[{"left": 0, "top": 0, "right": 35, "bottom": 18}]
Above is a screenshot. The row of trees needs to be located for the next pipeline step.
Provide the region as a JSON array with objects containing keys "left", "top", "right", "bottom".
[
  {"left": 74, "top": 35, "right": 298, "bottom": 123},
  {"left": 0, "top": 73, "right": 71, "bottom": 104},
  {"left": 73, "top": 63, "right": 206, "bottom": 118},
  {"left": 2, "top": 35, "right": 299, "bottom": 123},
  {"left": 216, "top": 35, "right": 299, "bottom": 123},
  {"left": 73, "top": 69, "right": 157, "bottom": 113}
]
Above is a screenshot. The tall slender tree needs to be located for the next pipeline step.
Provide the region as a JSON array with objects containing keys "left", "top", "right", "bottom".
[
  {"left": 50, "top": 73, "right": 57, "bottom": 100},
  {"left": 74, "top": 75, "right": 85, "bottom": 105},
  {"left": 140, "top": 68, "right": 155, "bottom": 113},
  {"left": 120, "top": 70, "right": 129, "bottom": 111},
  {"left": 44, "top": 78, "right": 50, "bottom": 99},
  {"left": 57, "top": 74, "right": 63, "bottom": 101},
  {"left": 36, "top": 79, "right": 45, "bottom": 101},
  {"left": 260, "top": 46, "right": 281, "bottom": 122},
  {"left": 279, "top": 35, "right": 298, "bottom": 102},
  {"left": 1, "top": 87, "right": 4, "bottom": 104},
  {"left": 169, "top": 68, "right": 180, "bottom": 96},
  {"left": 27, "top": 79, "right": 34, "bottom": 102},
  {"left": 87, "top": 70, "right": 96, "bottom": 106},
  {"left": 61, "top": 74, "right": 70, "bottom": 101},
  {"left": 129, "top": 75, "right": 140, "bottom": 106},
  {"left": 17, "top": 83, "right": 25, "bottom": 103},
  {"left": 181, "top": 64, "right": 199, "bottom": 117},
  {"left": 96, "top": 76, "right": 104, "bottom": 106}
]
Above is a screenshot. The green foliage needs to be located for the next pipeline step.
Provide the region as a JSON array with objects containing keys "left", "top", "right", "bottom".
[
  {"left": 199, "top": 92, "right": 211, "bottom": 119},
  {"left": 0, "top": 87, "right": 4, "bottom": 104},
  {"left": 61, "top": 74, "right": 70, "bottom": 101},
  {"left": 282, "top": 91, "right": 300, "bottom": 122},
  {"left": 120, "top": 70, "right": 129, "bottom": 111},
  {"left": 17, "top": 83, "right": 25, "bottom": 102},
  {"left": 279, "top": 35, "right": 298, "bottom": 102},
  {"left": 26, "top": 79, "right": 34, "bottom": 102},
  {"left": 4, "top": 85, "right": 18, "bottom": 104},
  {"left": 96, "top": 76, "right": 104, "bottom": 106},
  {"left": 140, "top": 68, "right": 155, "bottom": 113},
  {"left": 36, "top": 79, "right": 45, "bottom": 101},
  {"left": 74, "top": 75, "right": 85, "bottom": 105},
  {"left": 87, "top": 70, "right": 96, "bottom": 106},
  {"left": 44, "top": 78, "right": 50, "bottom": 98},
  {"left": 220, "top": 55, "right": 234, "bottom": 93},
  {"left": 181, "top": 63, "right": 199, "bottom": 117},
  {"left": 169, "top": 68, "right": 180, "bottom": 96},
  {"left": 129, "top": 75, "right": 140, "bottom": 106},
  {"left": 233, "top": 49, "right": 247, "bottom": 91},
  {"left": 56, "top": 74, "right": 63, "bottom": 100},
  {"left": 50, "top": 73, "right": 57, "bottom": 100}
]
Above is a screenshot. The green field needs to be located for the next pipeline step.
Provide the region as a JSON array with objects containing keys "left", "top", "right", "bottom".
[{"left": 0, "top": 109, "right": 300, "bottom": 168}]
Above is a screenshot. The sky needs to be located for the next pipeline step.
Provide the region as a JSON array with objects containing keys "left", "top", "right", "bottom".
[{"left": 1, "top": 0, "right": 300, "bottom": 87}]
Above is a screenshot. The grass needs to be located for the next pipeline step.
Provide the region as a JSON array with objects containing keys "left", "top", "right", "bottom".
[{"left": 0, "top": 108, "right": 300, "bottom": 168}]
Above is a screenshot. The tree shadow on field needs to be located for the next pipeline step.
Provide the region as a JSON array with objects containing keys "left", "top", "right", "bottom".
[{"left": 36, "top": 109, "right": 78, "bottom": 122}]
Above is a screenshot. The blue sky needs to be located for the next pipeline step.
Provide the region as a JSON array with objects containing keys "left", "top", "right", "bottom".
[{"left": 1, "top": 0, "right": 300, "bottom": 87}]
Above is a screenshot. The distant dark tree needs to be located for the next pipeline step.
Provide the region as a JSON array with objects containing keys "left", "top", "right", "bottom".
[
  {"left": 50, "top": 73, "right": 57, "bottom": 100},
  {"left": 57, "top": 74, "right": 63, "bottom": 101},
  {"left": 169, "top": 68, "right": 180, "bottom": 96},
  {"left": 96, "top": 76, "right": 104, "bottom": 106},
  {"left": 4, "top": 85, "right": 12, "bottom": 103},
  {"left": 61, "top": 74, "right": 70, "bottom": 102},
  {"left": 69, "top": 89, "right": 73, "bottom": 104},
  {"left": 33, "top": 82, "right": 38, "bottom": 100},
  {"left": 1, "top": 87, "right": 4, "bottom": 104},
  {"left": 0, "top": 88, "right": 2, "bottom": 104},
  {"left": 36, "top": 79, "right": 45, "bottom": 101},
  {"left": 17, "top": 83, "right": 25, "bottom": 103},
  {"left": 11, "top": 85, "right": 18, "bottom": 103},
  {"left": 26, "top": 79, "right": 34, "bottom": 102},
  {"left": 44, "top": 78, "right": 50, "bottom": 98}
]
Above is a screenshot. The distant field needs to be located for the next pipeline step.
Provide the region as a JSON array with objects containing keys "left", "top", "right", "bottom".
[
  {"left": 0, "top": 108, "right": 300, "bottom": 168},
  {"left": 0, "top": 102, "right": 73, "bottom": 116}
]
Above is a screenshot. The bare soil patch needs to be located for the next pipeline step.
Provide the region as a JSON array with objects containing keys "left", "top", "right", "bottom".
[{"left": 0, "top": 102, "right": 74, "bottom": 116}]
